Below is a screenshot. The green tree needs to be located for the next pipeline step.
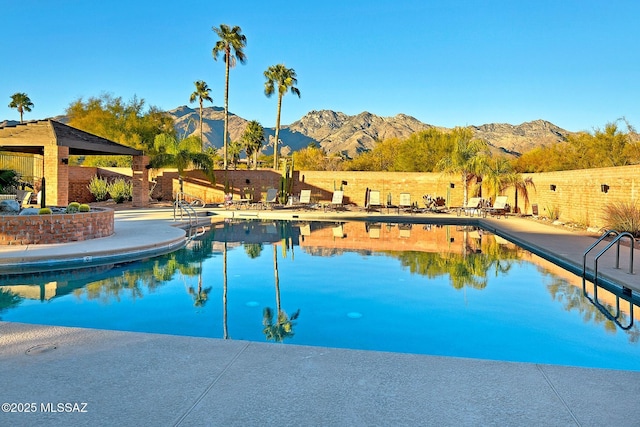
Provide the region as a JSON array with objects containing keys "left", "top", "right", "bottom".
[
  {"left": 0, "top": 169, "right": 20, "bottom": 193},
  {"left": 149, "top": 133, "right": 214, "bottom": 180},
  {"left": 436, "top": 127, "right": 489, "bottom": 205},
  {"left": 241, "top": 120, "right": 265, "bottom": 170},
  {"left": 189, "top": 80, "right": 213, "bottom": 152},
  {"left": 227, "top": 140, "right": 242, "bottom": 169},
  {"left": 264, "top": 64, "right": 301, "bottom": 169},
  {"left": 212, "top": 24, "right": 247, "bottom": 170},
  {"left": 293, "top": 145, "right": 343, "bottom": 171},
  {"left": 8, "top": 93, "right": 34, "bottom": 123},
  {"left": 66, "top": 94, "right": 174, "bottom": 166}
]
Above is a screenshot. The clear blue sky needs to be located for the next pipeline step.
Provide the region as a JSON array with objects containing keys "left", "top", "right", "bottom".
[{"left": 2, "top": 0, "right": 639, "bottom": 132}]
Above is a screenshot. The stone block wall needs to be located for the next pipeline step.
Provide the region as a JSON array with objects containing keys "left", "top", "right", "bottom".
[
  {"left": 69, "top": 164, "right": 640, "bottom": 229},
  {"left": 0, "top": 208, "right": 114, "bottom": 245},
  {"left": 68, "top": 166, "right": 98, "bottom": 203}
]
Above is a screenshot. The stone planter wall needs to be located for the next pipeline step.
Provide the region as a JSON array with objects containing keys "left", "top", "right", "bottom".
[{"left": 0, "top": 208, "right": 114, "bottom": 245}]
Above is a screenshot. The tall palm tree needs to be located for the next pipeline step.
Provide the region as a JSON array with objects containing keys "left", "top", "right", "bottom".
[
  {"left": 241, "top": 120, "right": 265, "bottom": 169},
  {"left": 264, "top": 64, "right": 301, "bottom": 169},
  {"left": 212, "top": 24, "right": 247, "bottom": 170},
  {"left": 436, "top": 127, "right": 488, "bottom": 205},
  {"left": 189, "top": 80, "right": 213, "bottom": 152},
  {"left": 8, "top": 93, "right": 34, "bottom": 123}
]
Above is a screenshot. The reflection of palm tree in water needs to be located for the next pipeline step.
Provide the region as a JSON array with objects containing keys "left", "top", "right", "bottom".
[
  {"left": 262, "top": 243, "right": 300, "bottom": 342},
  {"left": 0, "top": 289, "right": 23, "bottom": 318},
  {"left": 223, "top": 240, "right": 228, "bottom": 339},
  {"left": 187, "top": 261, "right": 212, "bottom": 307}
]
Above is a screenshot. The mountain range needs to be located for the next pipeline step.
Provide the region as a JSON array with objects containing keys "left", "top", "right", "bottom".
[
  {"left": 1, "top": 107, "right": 572, "bottom": 158},
  {"left": 166, "top": 106, "right": 570, "bottom": 158}
]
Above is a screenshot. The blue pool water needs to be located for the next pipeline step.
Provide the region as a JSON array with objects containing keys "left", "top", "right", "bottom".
[{"left": 1, "top": 220, "right": 639, "bottom": 371}]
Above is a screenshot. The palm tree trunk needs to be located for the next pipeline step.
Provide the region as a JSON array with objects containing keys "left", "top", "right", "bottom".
[
  {"left": 199, "top": 98, "right": 204, "bottom": 152},
  {"left": 273, "top": 94, "right": 283, "bottom": 169},
  {"left": 223, "top": 51, "right": 231, "bottom": 170},
  {"left": 273, "top": 244, "right": 281, "bottom": 314}
]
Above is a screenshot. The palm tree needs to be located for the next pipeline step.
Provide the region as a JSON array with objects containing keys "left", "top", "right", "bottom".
[
  {"left": 189, "top": 80, "right": 213, "bottom": 152},
  {"left": 8, "top": 93, "right": 34, "bottom": 123},
  {"left": 263, "top": 64, "right": 301, "bottom": 169},
  {"left": 480, "top": 156, "right": 535, "bottom": 213},
  {"left": 241, "top": 120, "right": 265, "bottom": 169},
  {"left": 149, "top": 133, "right": 214, "bottom": 180},
  {"left": 212, "top": 24, "right": 247, "bottom": 170},
  {"left": 436, "top": 127, "right": 488, "bottom": 205}
]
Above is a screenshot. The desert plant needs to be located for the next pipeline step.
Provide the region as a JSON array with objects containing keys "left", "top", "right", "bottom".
[
  {"left": 88, "top": 175, "right": 109, "bottom": 202},
  {"left": 603, "top": 200, "right": 640, "bottom": 237},
  {"left": 0, "top": 169, "right": 20, "bottom": 194},
  {"left": 107, "top": 178, "right": 132, "bottom": 203},
  {"left": 79, "top": 204, "right": 90, "bottom": 212},
  {"left": 545, "top": 204, "right": 560, "bottom": 220},
  {"left": 38, "top": 207, "right": 52, "bottom": 215},
  {"left": 66, "top": 202, "right": 80, "bottom": 213}
]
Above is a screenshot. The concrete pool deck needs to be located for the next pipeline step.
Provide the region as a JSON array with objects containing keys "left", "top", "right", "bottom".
[{"left": 1, "top": 207, "right": 639, "bottom": 426}]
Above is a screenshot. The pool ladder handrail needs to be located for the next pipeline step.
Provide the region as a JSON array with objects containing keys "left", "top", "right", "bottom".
[
  {"left": 582, "top": 229, "right": 635, "bottom": 289},
  {"left": 173, "top": 200, "right": 198, "bottom": 227},
  {"left": 174, "top": 191, "right": 205, "bottom": 208}
]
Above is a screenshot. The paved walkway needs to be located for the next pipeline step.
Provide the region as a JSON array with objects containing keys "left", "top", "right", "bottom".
[{"left": 1, "top": 207, "right": 639, "bottom": 426}]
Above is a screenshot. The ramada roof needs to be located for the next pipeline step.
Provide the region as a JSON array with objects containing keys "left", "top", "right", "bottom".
[{"left": 0, "top": 119, "right": 143, "bottom": 156}]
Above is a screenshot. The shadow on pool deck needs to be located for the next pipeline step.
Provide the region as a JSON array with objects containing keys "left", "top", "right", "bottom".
[{"left": 1, "top": 207, "right": 639, "bottom": 425}]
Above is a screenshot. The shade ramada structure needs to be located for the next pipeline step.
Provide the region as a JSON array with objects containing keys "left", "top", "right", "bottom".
[{"left": 0, "top": 120, "right": 150, "bottom": 207}]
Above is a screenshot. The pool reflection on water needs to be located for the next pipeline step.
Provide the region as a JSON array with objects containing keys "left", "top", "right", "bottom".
[{"left": 1, "top": 220, "right": 639, "bottom": 371}]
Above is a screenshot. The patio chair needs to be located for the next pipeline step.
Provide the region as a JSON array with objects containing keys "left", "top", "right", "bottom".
[
  {"left": 485, "top": 196, "right": 508, "bottom": 219},
  {"left": 292, "top": 189, "right": 313, "bottom": 210},
  {"left": 16, "top": 190, "right": 32, "bottom": 208},
  {"left": 399, "top": 193, "right": 415, "bottom": 214},
  {"left": 262, "top": 188, "right": 278, "bottom": 210},
  {"left": 366, "top": 190, "right": 383, "bottom": 212},
  {"left": 457, "top": 197, "right": 482, "bottom": 217},
  {"left": 324, "top": 190, "right": 344, "bottom": 212}
]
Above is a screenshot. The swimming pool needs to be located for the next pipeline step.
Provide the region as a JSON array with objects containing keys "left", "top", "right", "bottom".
[{"left": 1, "top": 220, "right": 639, "bottom": 371}]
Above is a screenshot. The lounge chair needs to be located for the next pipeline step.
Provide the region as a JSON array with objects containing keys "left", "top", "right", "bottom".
[
  {"left": 292, "top": 189, "right": 313, "bottom": 210},
  {"left": 16, "top": 190, "right": 32, "bottom": 207},
  {"left": 485, "top": 196, "right": 508, "bottom": 218},
  {"left": 324, "top": 190, "right": 344, "bottom": 212},
  {"left": 262, "top": 188, "right": 278, "bottom": 209},
  {"left": 399, "top": 193, "right": 415, "bottom": 214},
  {"left": 366, "top": 190, "right": 383, "bottom": 212},
  {"left": 457, "top": 197, "right": 482, "bottom": 217}
]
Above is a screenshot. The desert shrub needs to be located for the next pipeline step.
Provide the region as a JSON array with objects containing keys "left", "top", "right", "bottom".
[
  {"left": 66, "top": 202, "right": 80, "bottom": 213},
  {"left": 107, "top": 178, "right": 132, "bottom": 203},
  {"left": 0, "top": 169, "right": 20, "bottom": 194},
  {"left": 79, "top": 204, "right": 90, "bottom": 212},
  {"left": 88, "top": 175, "right": 109, "bottom": 201},
  {"left": 603, "top": 200, "right": 640, "bottom": 237},
  {"left": 38, "top": 208, "right": 52, "bottom": 215}
]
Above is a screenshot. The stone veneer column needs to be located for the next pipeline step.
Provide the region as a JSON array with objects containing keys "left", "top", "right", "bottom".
[
  {"left": 43, "top": 145, "right": 69, "bottom": 206},
  {"left": 132, "top": 155, "right": 150, "bottom": 208}
]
